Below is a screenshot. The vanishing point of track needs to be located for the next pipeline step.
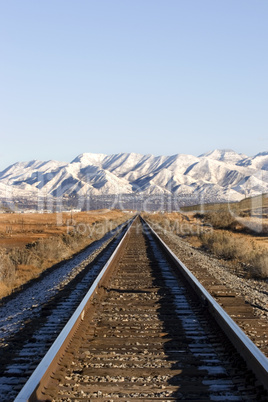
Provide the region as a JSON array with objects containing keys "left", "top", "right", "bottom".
[{"left": 13, "top": 216, "right": 268, "bottom": 401}]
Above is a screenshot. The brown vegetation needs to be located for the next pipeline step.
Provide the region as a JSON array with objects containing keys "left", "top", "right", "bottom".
[
  {"left": 181, "top": 193, "right": 268, "bottom": 234},
  {"left": 0, "top": 210, "right": 132, "bottom": 299},
  {"left": 143, "top": 208, "right": 268, "bottom": 280},
  {"left": 200, "top": 231, "right": 268, "bottom": 278},
  {"left": 181, "top": 193, "right": 268, "bottom": 214}
]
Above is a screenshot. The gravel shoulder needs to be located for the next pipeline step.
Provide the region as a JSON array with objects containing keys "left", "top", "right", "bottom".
[{"left": 151, "top": 224, "right": 268, "bottom": 321}]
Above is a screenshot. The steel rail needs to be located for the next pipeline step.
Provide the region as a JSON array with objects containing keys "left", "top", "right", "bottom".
[
  {"left": 14, "top": 217, "right": 136, "bottom": 402},
  {"left": 143, "top": 218, "right": 268, "bottom": 392},
  {"left": 14, "top": 216, "right": 268, "bottom": 400}
]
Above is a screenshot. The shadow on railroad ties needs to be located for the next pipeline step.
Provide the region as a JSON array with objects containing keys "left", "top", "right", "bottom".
[{"left": 144, "top": 237, "right": 212, "bottom": 400}]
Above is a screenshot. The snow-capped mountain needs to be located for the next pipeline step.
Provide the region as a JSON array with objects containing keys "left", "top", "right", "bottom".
[
  {"left": 0, "top": 150, "right": 267, "bottom": 210},
  {"left": 199, "top": 149, "right": 247, "bottom": 164}
]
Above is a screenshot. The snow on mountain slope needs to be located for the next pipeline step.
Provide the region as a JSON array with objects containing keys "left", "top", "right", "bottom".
[
  {"left": 122, "top": 155, "right": 168, "bottom": 180},
  {"left": 71, "top": 153, "right": 106, "bottom": 167},
  {"left": 0, "top": 160, "right": 67, "bottom": 181},
  {"left": 0, "top": 150, "right": 267, "bottom": 206},
  {"left": 184, "top": 158, "right": 251, "bottom": 187},
  {"left": 199, "top": 149, "right": 247, "bottom": 164},
  {"left": 237, "top": 152, "right": 268, "bottom": 171},
  {"left": 102, "top": 153, "right": 145, "bottom": 174},
  {"left": 232, "top": 173, "right": 268, "bottom": 196},
  {"left": 130, "top": 168, "right": 173, "bottom": 194},
  {"left": 159, "top": 154, "right": 200, "bottom": 174}
]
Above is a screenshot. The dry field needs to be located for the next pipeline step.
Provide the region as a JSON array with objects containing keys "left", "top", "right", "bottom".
[
  {"left": 0, "top": 210, "right": 132, "bottom": 299},
  {"left": 0, "top": 210, "right": 125, "bottom": 247},
  {"left": 181, "top": 193, "right": 268, "bottom": 217},
  {"left": 143, "top": 208, "right": 268, "bottom": 280}
]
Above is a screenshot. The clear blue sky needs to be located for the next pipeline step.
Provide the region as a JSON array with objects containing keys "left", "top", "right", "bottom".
[{"left": 0, "top": 0, "right": 267, "bottom": 169}]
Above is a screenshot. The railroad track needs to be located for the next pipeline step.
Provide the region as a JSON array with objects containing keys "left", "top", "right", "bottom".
[
  {"left": 0, "top": 220, "right": 133, "bottom": 402},
  {"left": 13, "top": 217, "right": 268, "bottom": 400}
]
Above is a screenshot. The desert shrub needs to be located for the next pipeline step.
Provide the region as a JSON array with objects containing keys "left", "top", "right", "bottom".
[
  {"left": 33, "top": 237, "right": 71, "bottom": 265},
  {"left": 0, "top": 253, "right": 16, "bottom": 284},
  {"left": 9, "top": 247, "right": 33, "bottom": 266},
  {"left": 194, "top": 213, "right": 205, "bottom": 220},
  {"left": 200, "top": 232, "right": 239, "bottom": 260},
  {"left": 239, "top": 210, "right": 251, "bottom": 218},
  {"left": 261, "top": 223, "right": 268, "bottom": 235},
  {"left": 248, "top": 252, "right": 268, "bottom": 279},
  {"left": 200, "top": 231, "right": 268, "bottom": 278},
  {"left": 8, "top": 237, "right": 69, "bottom": 268},
  {"left": 203, "top": 211, "right": 237, "bottom": 230},
  {"left": 62, "top": 233, "right": 74, "bottom": 247}
]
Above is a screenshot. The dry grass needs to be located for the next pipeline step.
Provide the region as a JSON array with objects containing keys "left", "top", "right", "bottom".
[
  {"left": 197, "top": 211, "right": 238, "bottom": 230},
  {"left": 195, "top": 211, "right": 268, "bottom": 235},
  {"left": 181, "top": 193, "right": 268, "bottom": 234},
  {"left": 0, "top": 252, "right": 16, "bottom": 283},
  {"left": 249, "top": 253, "right": 268, "bottom": 278},
  {"left": 142, "top": 212, "right": 199, "bottom": 236},
  {"left": 143, "top": 211, "right": 207, "bottom": 233},
  {"left": 200, "top": 231, "right": 239, "bottom": 260},
  {"left": 200, "top": 231, "right": 268, "bottom": 279},
  {"left": 0, "top": 209, "right": 128, "bottom": 247},
  {"left": 181, "top": 193, "right": 268, "bottom": 214},
  {"left": 0, "top": 209, "right": 132, "bottom": 299},
  {"left": 144, "top": 211, "right": 268, "bottom": 280}
]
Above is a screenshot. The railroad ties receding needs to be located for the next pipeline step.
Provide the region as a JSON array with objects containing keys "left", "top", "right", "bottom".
[{"left": 38, "top": 218, "right": 267, "bottom": 401}]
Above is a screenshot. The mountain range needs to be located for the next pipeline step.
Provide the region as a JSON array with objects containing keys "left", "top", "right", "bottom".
[{"left": 0, "top": 149, "right": 267, "bottom": 210}]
